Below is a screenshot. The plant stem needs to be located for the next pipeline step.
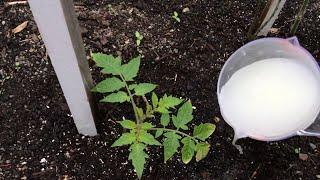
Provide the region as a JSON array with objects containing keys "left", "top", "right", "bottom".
[
  {"left": 119, "top": 74, "right": 140, "bottom": 124},
  {"left": 150, "top": 127, "right": 199, "bottom": 143},
  {"left": 247, "top": 0, "right": 272, "bottom": 39},
  {"left": 253, "top": 0, "right": 282, "bottom": 37},
  {"left": 290, "top": 0, "right": 309, "bottom": 35},
  {"left": 142, "top": 96, "right": 150, "bottom": 107}
]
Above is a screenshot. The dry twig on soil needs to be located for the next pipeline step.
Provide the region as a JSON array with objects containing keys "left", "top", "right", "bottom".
[{"left": 5, "top": 1, "right": 28, "bottom": 6}]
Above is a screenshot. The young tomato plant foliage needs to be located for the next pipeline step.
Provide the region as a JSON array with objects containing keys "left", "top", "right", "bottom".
[
  {"left": 91, "top": 53, "right": 216, "bottom": 179},
  {"left": 172, "top": 11, "right": 181, "bottom": 23},
  {"left": 135, "top": 31, "right": 143, "bottom": 46}
]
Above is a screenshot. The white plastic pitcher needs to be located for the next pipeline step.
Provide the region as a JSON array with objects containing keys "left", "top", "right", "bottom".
[{"left": 217, "top": 37, "right": 320, "bottom": 152}]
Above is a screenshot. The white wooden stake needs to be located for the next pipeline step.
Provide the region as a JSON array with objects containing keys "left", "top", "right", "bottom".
[{"left": 28, "top": 0, "right": 98, "bottom": 136}]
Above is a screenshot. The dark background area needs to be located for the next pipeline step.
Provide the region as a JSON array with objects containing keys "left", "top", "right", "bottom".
[{"left": 0, "top": 0, "right": 319, "bottom": 179}]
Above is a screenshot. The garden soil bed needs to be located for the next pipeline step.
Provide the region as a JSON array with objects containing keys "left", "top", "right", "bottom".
[{"left": 1, "top": 0, "right": 320, "bottom": 179}]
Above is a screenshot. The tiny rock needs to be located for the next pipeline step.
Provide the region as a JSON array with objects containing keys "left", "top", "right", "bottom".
[
  {"left": 316, "top": 175, "right": 320, "bottom": 179},
  {"left": 40, "top": 158, "right": 47, "bottom": 163},
  {"left": 214, "top": 116, "right": 221, "bottom": 123},
  {"left": 270, "top": 28, "right": 279, "bottom": 34},
  {"left": 65, "top": 152, "right": 71, "bottom": 158},
  {"left": 299, "top": 153, "right": 308, "bottom": 161},
  {"left": 182, "top": 7, "right": 190, "bottom": 13}
]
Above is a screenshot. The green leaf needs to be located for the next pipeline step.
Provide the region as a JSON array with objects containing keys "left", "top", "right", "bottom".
[
  {"left": 160, "top": 114, "right": 170, "bottom": 127},
  {"left": 193, "top": 123, "right": 216, "bottom": 141},
  {"left": 180, "top": 124, "right": 189, "bottom": 130},
  {"left": 92, "top": 77, "right": 125, "bottom": 93},
  {"left": 100, "top": 91, "right": 129, "bottom": 103},
  {"left": 195, "top": 142, "right": 210, "bottom": 162},
  {"left": 158, "top": 95, "right": 183, "bottom": 111},
  {"left": 152, "top": 92, "right": 158, "bottom": 108},
  {"left": 135, "top": 31, "right": 143, "bottom": 46},
  {"left": 181, "top": 137, "right": 196, "bottom": 164},
  {"left": 92, "top": 53, "right": 121, "bottom": 75},
  {"left": 111, "top": 133, "right": 136, "bottom": 147},
  {"left": 121, "top": 56, "right": 140, "bottom": 81},
  {"left": 128, "top": 84, "right": 138, "bottom": 90},
  {"left": 163, "top": 132, "right": 181, "bottom": 162},
  {"left": 156, "top": 106, "right": 170, "bottom": 114},
  {"left": 129, "top": 143, "right": 148, "bottom": 179},
  {"left": 155, "top": 129, "right": 163, "bottom": 138},
  {"left": 172, "top": 101, "right": 193, "bottom": 129},
  {"left": 141, "top": 122, "right": 155, "bottom": 130},
  {"left": 172, "top": 11, "right": 181, "bottom": 23},
  {"left": 118, "top": 120, "right": 136, "bottom": 129},
  {"left": 139, "top": 131, "right": 161, "bottom": 145},
  {"left": 134, "top": 83, "right": 157, "bottom": 96},
  {"left": 136, "top": 39, "right": 141, "bottom": 46},
  {"left": 135, "top": 31, "right": 142, "bottom": 39}
]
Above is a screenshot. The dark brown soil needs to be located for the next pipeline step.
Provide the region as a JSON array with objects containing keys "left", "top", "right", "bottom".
[{"left": 1, "top": 0, "right": 320, "bottom": 179}]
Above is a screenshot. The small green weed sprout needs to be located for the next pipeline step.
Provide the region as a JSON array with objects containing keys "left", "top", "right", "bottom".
[
  {"left": 15, "top": 62, "right": 20, "bottom": 70},
  {"left": 135, "top": 31, "right": 143, "bottom": 46},
  {"left": 172, "top": 11, "right": 181, "bottom": 23},
  {"left": 91, "top": 53, "right": 215, "bottom": 179}
]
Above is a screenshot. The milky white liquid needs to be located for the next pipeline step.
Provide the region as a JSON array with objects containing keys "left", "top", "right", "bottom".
[{"left": 220, "top": 58, "right": 320, "bottom": 140}]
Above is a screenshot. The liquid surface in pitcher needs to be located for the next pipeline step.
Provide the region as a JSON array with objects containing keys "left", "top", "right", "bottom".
[{"left": 220, "top": 58, "right": 320, "bottom": 139}]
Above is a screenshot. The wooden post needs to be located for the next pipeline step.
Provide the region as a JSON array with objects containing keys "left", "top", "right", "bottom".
[{"left": 28, "top": 0, "right": 98, "bottom": 136}]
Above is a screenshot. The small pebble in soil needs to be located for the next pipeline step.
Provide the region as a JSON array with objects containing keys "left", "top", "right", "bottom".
[
  {"left": 316, "top": 175, "right": 320, "bottom": 179},
  {"left": 40, "top": 158, "right": 47, "bottom": 163},
  {"left": 1, "top": 21, "right": 5, "bottom": 25},
  {"left": 65, "top": 152, "right": 70, "bottom": 158},
  {"left": 182, "top": 7, "right": 190, "bottom": 13},
  {"left": 299, "top": 153, "right": 308, "bottom": 161},
  {"left": 99, "top": 159, "right": 104, "bottom": 164},
  {"left": 214, "top": 116, "right": 221, "bottom": 123}
]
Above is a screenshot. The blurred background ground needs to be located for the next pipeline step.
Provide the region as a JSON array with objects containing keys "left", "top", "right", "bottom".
[{"left": 0, "top": 0, "right": 319, "bottom": 179}]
